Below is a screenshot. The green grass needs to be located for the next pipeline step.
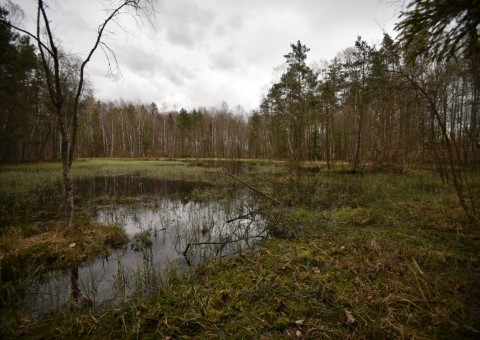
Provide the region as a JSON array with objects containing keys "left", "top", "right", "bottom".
[
  {"left": 0, "top": 160, "right": 479, "bottom": 338},
  {"left": 0, "top": 158, "right": 218, "bottom": 195}
]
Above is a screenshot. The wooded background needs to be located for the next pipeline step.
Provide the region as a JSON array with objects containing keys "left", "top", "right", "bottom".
[{"left": 1, "top": 3, "right": 478, "bottom": 170}]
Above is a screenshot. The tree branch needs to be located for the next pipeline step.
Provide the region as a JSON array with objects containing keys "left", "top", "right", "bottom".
[
  {"left": 0, "top": 20, "right": 53, "bottom": 55},
  {"left": 39, "top": 0, "right": 63, "bottom": 109},
  {"left": 70, "top": 0, "right": 145, "bottom": 166},
  {"left": 224, "top": 170, "right": 282, "bottom": 205}
]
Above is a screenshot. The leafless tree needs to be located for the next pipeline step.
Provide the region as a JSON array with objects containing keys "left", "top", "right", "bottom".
[{"left": 2, "top": 0, "right": 156, "bottom": 227}]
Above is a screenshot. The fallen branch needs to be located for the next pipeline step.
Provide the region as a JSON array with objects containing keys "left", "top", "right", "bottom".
[
  {"left": 224, "top": 170, "right": 282, "bottom": 206},
  {"left": 225, "top": 209, "right": 261, "bottom": 224},
  {"left": 182, "top": 234, "right": 267, "bottom": 257},
  {"left": 257, "top": 173, "right": 277, "bottom": 185}
]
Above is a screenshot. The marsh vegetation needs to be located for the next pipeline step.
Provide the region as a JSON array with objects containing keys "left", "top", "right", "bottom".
[
  {"left": 0, "top": 159, "right": 478, "bottom": 338},
  {"left": 0, "top": 159, "right": 273, "bottom": 324}
]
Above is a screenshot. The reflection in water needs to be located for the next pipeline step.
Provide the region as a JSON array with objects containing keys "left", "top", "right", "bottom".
[
  {"left": 29, "top": 194, "right": 266, "bottom": 317},
  {"left": 70, "top": 267, "right": 80, "bottom": 305},
  {"left": 74, "top": 175, "right": 213, "bottom": 201}
]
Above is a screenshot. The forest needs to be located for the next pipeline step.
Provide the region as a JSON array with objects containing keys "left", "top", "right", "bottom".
[
  {"left": 2, "top": 22, "right": 479, "bottom": 166},
  {"left": 1, "top": 4, "right": 478, "bottom": 166},
  {"left": 0, "top": 0, "right": 479, "bottom": 338}
]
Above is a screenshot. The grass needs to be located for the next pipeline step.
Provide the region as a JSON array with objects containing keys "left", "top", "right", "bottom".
[
  {"left": 0, "top": 221, "right": 128, "bottom": 282},
  {"left": 7, "top": 208, "right": 478, "bottom": 338},
  {"left": 0, "top": 158, "right": 217, "bottom": 195},
  {"left": 0, "top": 160, "right": 479, "bottom": 338}
]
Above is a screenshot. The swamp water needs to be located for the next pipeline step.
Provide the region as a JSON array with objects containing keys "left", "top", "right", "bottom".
[{"left": 9, "top": 175, "right": 268, "bottom": 318}]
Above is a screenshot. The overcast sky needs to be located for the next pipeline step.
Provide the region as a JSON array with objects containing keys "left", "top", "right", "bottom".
[{"left": 11, "top": 0, "right": 402, "bottom": 112}]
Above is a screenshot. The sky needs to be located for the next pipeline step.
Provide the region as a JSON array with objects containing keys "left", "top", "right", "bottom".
[{"left": 10, "top": 0, "right": 403, "bottom": 112}]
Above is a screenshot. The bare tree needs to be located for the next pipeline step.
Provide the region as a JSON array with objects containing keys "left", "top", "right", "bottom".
[{"left": 1, "top": 0, "right": 155, "bottom": 227}]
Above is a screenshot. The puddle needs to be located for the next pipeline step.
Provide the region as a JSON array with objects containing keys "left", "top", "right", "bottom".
[{"left": 24, "top": 181, "right": 267, "bottom": 317}]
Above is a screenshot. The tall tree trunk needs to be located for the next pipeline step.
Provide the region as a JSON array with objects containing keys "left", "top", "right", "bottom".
[
  {"left": 352, "top": 99, "right": 364, "bottom": 173},
  {"left": 57, "top": 109, "right": 74, "bottom": 226},
  {"left": 325, "top": 105, "right": 331, "bottom": 169}
]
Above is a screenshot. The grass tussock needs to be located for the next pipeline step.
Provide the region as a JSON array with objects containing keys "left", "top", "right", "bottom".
[
  {"left": 0, "top": 221, "right": 127, "bottom": 282},
  {"left": 3, "top": 166, "right": 478, "bottom": 339}
]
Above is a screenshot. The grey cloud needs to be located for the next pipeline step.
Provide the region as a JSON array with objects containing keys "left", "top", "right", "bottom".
[
  {"left": 112, "top": 42, "right": 162, "bottom": 78},
  {"left": 164, "top": 68, "right": 186, "bottom": 86},
  {"left": 159, "top": 0, "right": 216, "bottom": 48},
  {"left": 210, "top": 48, "right": 238, "bottom": 71},
  {"left": 214, "top": 12, "right": 245, "bottom": 37},
  {"left": 164, "top": 28, "right": 196, "bottom": 48},
  {"left": 16, "top": 0, "right": 399, "bottom": 112},
  {"left": 162, "top": 60, "right": 196, "bottom": 86}
]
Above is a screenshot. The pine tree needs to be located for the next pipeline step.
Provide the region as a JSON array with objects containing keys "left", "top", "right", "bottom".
[{"left": 261, "top": 41, "right": 319, "bottom": 166}]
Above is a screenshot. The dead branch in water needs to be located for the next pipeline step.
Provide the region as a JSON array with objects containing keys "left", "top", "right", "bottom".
[
  {"left": 224, "top": 170, "right": 282, "bottom": 206},
  {"left": 182, "top": 234, "right": 267, "bottom": 258}
]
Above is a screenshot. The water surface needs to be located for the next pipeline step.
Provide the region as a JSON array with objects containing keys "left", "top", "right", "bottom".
[{"left": 28, "top": 177, "right": 266, "bottom": 316}]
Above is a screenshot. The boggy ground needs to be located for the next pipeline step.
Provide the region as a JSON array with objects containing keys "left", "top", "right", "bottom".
[
  {"left": 0, "top": 221, "right": 127, "bottom": 282},
  {"left": 1, "top": 159, "right": 479, "bottom": 338}
]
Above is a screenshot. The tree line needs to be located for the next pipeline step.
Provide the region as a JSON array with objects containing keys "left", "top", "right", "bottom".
[
  {"left": 77, "top": 99, "right": 249, "bottom": 159},
  {"left": 4, "top": 32, "right": 478, "bottom": 170},
  {"left": 257, "top": 36, "right": 479, "bottom": 170},
  {"left": 0, "top": 5, "right": 250, "bottom": 161},
  {"left": 1, "top": 4, "right": 477, "bottom": 169}
]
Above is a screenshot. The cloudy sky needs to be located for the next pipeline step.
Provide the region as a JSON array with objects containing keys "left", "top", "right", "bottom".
[{"left": 12, "top": 0, "right": 402, "bottom": 112}]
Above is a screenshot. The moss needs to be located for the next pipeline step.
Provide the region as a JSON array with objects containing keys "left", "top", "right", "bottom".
[
  {"left": 273, "top": 316, "right": 292, "bottom": 330},
  {"left": 297, "top": 249, "right": 314, "bottom": 263},
  {"left": 334, "top": 206, "right": 376, "bottom": 227}
]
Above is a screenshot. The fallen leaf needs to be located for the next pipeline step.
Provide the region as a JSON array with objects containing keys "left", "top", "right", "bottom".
[
  {"left": 69, "top": 242, "right": 76, "bottom": 248},
  {"left": 345, "top": 309, "right": 356, "bottom": 324},
  {"left": 295, "top": 319, "right": 304, "bottom": 326},
  {"left": 312, "top": 267, "right": 321, "bottom": 274},
  {"left": 340, "top": 246, "right": 345, "bottom": 250}
]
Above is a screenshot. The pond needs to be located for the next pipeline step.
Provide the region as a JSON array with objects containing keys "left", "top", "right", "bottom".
[{"left": 18, "top": 175, "right": 268, "bottom": 317}]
